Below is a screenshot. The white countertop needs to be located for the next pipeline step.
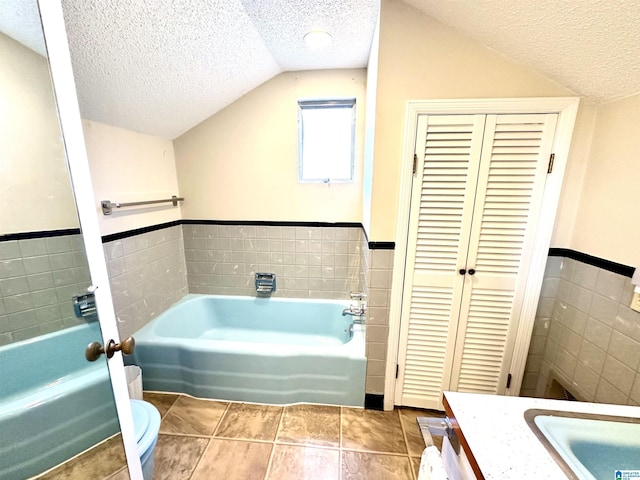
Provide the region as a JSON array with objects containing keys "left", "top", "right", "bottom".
[{"left": 443, "top": 391, "right": 640, "bottom": 479}]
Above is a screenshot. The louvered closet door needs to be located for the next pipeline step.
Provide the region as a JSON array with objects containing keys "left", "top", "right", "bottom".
[
  {"left": 449, "top": 113, "right": 558, "bottom": 395},
  {"left": 395, "top": 114, "right": 486, "bottom": 409}
]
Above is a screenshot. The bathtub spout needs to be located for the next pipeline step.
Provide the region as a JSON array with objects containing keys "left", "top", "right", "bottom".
[{"left": 347, "top": 316, "right": 365, "bottom": 338}]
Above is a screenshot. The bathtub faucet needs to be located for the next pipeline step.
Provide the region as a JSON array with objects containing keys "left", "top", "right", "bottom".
[{"left": 342, "top": 304, "right": 366, "bottom": 318}]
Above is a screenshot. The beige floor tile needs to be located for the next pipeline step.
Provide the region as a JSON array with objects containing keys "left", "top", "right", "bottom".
[
  {"left": 143, "top": 391, "right": 179, "bottom": 418},
  {"left": 267, "top": 444, "right": 340, "bottom": 480},
  {"left": 215, "top": 402, "right": 283, "bottom": 441},
  {"left": 160, "top": 396, "right": 228, "bottom": 436},
  {"left": 105, "top": 467, "right": 130, "bottom": 479},
  {"left": 152, "top": 434, "right": 209, "bottom": 480},
  {"left": 191, "top": 439, "right": 272, "bottom": 480},
  {"left": 277, "top": 404, "right": 340, "bottom": 447},
  {"left": 399, "top": 407, "right": 444, "bottom": 455},
  {"left": 341, "top": 408, "right": 407, "bottom": 454},
  {"left": 411, "top": 455, "right": 422, "bottom": 479},
  {"left": 35, "top": 434, "right": 126, "bottom": 480},
  {"left": 342, "top": 451, "right": 414, "bottom": 480}
]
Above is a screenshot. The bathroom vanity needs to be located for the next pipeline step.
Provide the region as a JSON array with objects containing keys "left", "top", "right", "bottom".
[{"left": 442, "top": 391, "right": 640, "bottom": 479}]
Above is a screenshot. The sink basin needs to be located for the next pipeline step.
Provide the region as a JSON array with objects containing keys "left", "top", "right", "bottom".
[{"left": 525, "top": 409, "right": 640, "bottom": 480}]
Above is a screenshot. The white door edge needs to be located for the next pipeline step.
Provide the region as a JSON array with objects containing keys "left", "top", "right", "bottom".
[
  {"left": 383, "top": 97, "right": 579, "bottom": 411},
  {"left": 37, "top": 2, "right": 144, "bottom": 477}
]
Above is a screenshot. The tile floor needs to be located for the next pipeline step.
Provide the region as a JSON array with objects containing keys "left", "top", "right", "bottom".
[{"left": 35, "top": 392, "right": 444, "bottom": 480}]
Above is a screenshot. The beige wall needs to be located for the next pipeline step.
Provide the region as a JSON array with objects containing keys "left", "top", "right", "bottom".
[
  {"left": 82, "top": 120, "right": 181, "bottom": 236},
  {"left": 549, "top": 102, "right": 598, "bottom": 247},
  {"left": 369, "top": 0, "right": 577, "bottom": 241},
  {"left": 174, "top": 69, "right": 366, "bottom": 223},
  {"left": 362, "top": 16, "right": 380, "bottom": 236},
  {"left": 570, "top": 93, "right": 640, "bottom": 268},
  {"left": 0, "top": 33, "right": 78, "bottom": 234}
]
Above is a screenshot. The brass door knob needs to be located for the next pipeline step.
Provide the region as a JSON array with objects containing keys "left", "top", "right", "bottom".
[{"left": 85, "top": 336, "right": 136, "bottom": 362}]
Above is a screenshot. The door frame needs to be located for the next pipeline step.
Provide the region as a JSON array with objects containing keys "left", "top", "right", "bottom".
[
  {"left": 384, "top": 98, "right": 579, "bottom": 411},
  {"left": 38, "top": 1, "right": 144, "bottom": 477}
]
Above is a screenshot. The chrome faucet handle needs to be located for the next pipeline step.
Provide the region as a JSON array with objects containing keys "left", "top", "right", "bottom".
[{"left": 350, "top": 292, "right": 367, "bottom": 301}]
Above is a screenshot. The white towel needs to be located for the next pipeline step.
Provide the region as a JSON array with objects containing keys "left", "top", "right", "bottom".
[{"left": 418, "top": 446, "right": 449, "bottom": 480}]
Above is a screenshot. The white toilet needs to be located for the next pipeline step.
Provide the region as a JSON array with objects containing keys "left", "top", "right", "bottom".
[{"left": 130, "top": 399, "right": 161, "bottom": 480}]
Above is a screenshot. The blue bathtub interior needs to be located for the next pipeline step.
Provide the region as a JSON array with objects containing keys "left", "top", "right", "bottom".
[
  {"left": 0, "top": 322, "right": 120, "bottom": 479},
  {"left": 153, "top": 295, "right": 353, "bottom": 345},
  {"left": 130, "top": 294, "right": 367, "bottom": 407}
]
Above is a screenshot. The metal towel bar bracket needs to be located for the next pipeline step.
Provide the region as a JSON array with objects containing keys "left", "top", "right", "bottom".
[{"left": 101, "top": 195, "right": 184, "bottom": 215}]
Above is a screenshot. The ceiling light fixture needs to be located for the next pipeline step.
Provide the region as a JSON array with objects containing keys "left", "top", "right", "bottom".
[{"left": 304, "top": 30, "right": 332, "bottom": 49}]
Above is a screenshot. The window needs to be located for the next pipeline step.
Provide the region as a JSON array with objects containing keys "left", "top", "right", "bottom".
[{"left": 297, "top": 99, "right": 355, "bottom": 183}]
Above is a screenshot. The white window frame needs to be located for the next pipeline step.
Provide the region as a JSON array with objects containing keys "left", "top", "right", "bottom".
[{"left": 297, "top": 98, "right": 356, "bottom": 184}]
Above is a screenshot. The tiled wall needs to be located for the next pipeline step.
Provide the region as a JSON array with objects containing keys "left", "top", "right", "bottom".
[
  {"left": 182, "top": 224, "right": 364, "bottom": 299},
  {"left": 522, "top": 256, "right": 640, "bottom": 406},
  {"left": 102, "top": 222, "right": 396, "bottom": 397},
  {"left": 0, "top": 234, "right": 91, "bottom": 346},
  {"left": 363, "top": 246, "right": 394, "bottom": 395},
  {"left": 103, "top": 225, "right": 188, "bottom": 338}
]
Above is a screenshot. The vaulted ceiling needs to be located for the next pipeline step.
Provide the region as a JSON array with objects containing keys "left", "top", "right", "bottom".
[
  {"left": 60, "top": 0, "right": 379, "bottom": 139},
  {"left": 404, "top": 0, "right": 640, "bottom": 104},
  {"left": 3, "top": 0, "right": 640, "bottom": 139}
]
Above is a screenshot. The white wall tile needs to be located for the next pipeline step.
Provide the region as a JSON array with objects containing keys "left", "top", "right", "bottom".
[
  {"left": 536, "top": 297, "right": 555, "bottom": 318},
  {"left": 524, "top": 254, "right": 639, "bottom": 405},
  {"left": 0, "top": 234, "right": 92, "bottom": 345},
  {"left": 572, "top": 262, "right": 599, "bottom": 290},
  {"left": 544, "top": 256, "right": 564, "bottom": 278},
  {"left": 568, "top": 284, "right": 593, "bottom": 314},
  {"left": 572, "top": 363, "right": 599, "bottom": 400},
  {"left": 602, "top": 355, "right": 635, "bottom": 396},
  {"left": 540, "top": 277, "right": 559, "bottom": 298},
  {"left": 594, "top": 269, "right": 626, "bottom": 302},
  {"left": 564, "top": 306, "right": 587, "bottom": 334},
  {"left": 525, "top": 353, "right": 542, "bottom": 373},
  {"left": 589, "top": 294, "right": 619, "bottom": 326},
  {"left": 543, "top": 338, "right": 558, "bottom": 362},
  {"left": 555, "top": 348, "right": 577, "bottom": 378},
  {"left": 577, "top": 340, "right": 606, "bottom": 374},
  {"left": 621, "top": 278, "right": 635, "bottom": 306},
  {"left": 559, "top": 258, "right": 576, "bottom": 281},
  {"left": 595, "top": 379, "right": 628, "bottom": 405},
  {"left": 556, "top": 279, "right": 572, "bottom": 303},
  {"left": 630, "top": 374, "right": 640, "bottom": 405},
  {"left": 614, "top": 304, "right": 640, "bottom": 343},
  {"left": 560, "top": 329, "right": 582, "bottom": 356},
  {"left": 608, "top": 330, "right": 640, "bottom": 370},
  {"left": 583, "top": 317, "right": 613, "bottom": 351}
]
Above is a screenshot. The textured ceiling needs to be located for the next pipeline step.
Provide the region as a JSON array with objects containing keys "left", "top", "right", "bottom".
[
  {"left": 60, "top": 0, "right": 379, "bottom": 139},
  {"left": 4, "top": 1, "right": 639, "bottom": 140},
  {"left": 403, "top": 0, "right": 640, "bottom": 104},
  {"left": 0, "top": 0, "right": 46, "bottom": 56}
]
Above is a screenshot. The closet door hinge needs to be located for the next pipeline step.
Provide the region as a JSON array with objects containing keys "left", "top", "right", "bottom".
[
  {"left": 413, "top": 154, "right": 417, "bottom": 175},
  {"left": 395, "top": 364, "right": 400, "bottom": 379},
  {"left": 506, "top": 373, "right": 512, "bottom": 389},
  {"left": 547, "top": 153, "right": 555, "bottom": 174}
]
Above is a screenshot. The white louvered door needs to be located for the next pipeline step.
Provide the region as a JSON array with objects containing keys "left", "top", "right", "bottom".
[
  {"left": 394, "top": 114, "right": 486, "bottom": 409},
  {"left": 396, "top": 112, "right": 558, "bottom": 410}
]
